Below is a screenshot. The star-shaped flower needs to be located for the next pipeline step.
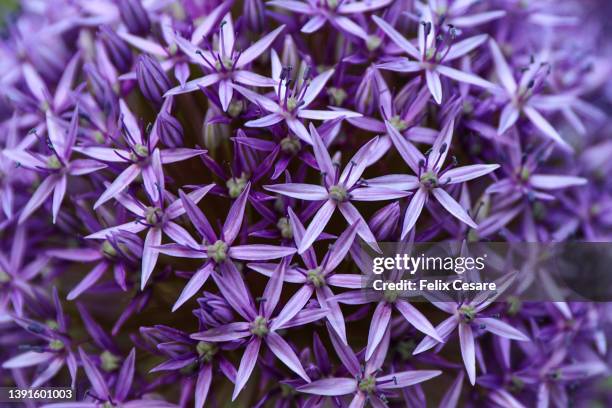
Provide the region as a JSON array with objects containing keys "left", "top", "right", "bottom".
[
  {"left": 373, "top": 14, "right": 495, "bottom": 104},
  {"left": 265, "top": 124, "right": 409, "bottom": 253},
  {"left": 165, "top": 15, "right": 285, "bottom": 111},
  {"left": 368, "top": 120, "right": 499, "bottom": 238}
]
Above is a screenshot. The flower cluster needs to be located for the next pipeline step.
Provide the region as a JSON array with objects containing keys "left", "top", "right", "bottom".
[{"left": 1, "top": 0, "right": 611, "bottom": 406}]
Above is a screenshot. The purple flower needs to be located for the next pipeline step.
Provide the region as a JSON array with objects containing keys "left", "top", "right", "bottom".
[
  {"left": 166, "top": 16, "right": 285, "bottom": 111},
  {"left": 373, "top": 14, "right": 495, "bottom": 104},
  {"left": 192, "top": 258, "right": 327, "bottom": 400},
  {"left": 156, "top": 183, "right": 296, "bottom": 311},
  {"left": 265, "top": 124, "right": 408, "bottom": 253}
]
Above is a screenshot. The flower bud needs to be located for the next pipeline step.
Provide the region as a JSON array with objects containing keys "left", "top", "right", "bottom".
[
  {"left": 201, "top": 106, "right": 230, "bottom": 150},
  {"left": 157, "top": 111, "right": 183, "bottom": 147},
  {"left": 355, "top": 66, "right": 376, "bottom": 115},
  {"left": 118, "top": 0, "right": 151, "bottom": 35},
  {"left": 197, "top": 292, "right": 234, "bottom": 326},
  {"left": 136, "top": 55, "right": 171, "bottom": 105},
  {"left": 244, "top": 0, "right": 266, "bottom": 33},
  {"left": 281, "top": 35, "right": 299, "bottom": 69},
  {"left": 84, "top": 63, "right": 118, "bottom": 119},
  {"left": 99, "top": 25, "right": 133, "bottom": 73},
  {"left": 369, "top": 201, "right": 400, "bottom": 240}
]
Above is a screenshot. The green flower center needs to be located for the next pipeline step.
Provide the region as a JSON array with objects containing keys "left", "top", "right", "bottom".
[
  {"left": 329, "top": 184, "right": 348, "bottom": 202},
  {"left": 196, "top": 341, "right": 218, "bottom": 363},
  {"left": 207, "top": 240, "right": 228, "bottom": 263},
  {"left": 358, "top": 375, "right": 377, "bottom": 393},
  {"left": 100, "top": 351, "right": 120, "bottom": 372},
  {"left": 0, "top": 269, "right": 9, "bottom": 283},
  {"left": 228, "top": 101, "right": 244, "bottom": 118},
  {"left": 458, "top": 305, "right": 476, "bottom": 322},
  {"left": 49, "top": 339, "right": 64, "bottom": 351},
  {"left": 366, "top": 35, "right": 382, "bottom": 51},
  {"left": 215, "top": 57, "right": 234, "bottom": 71},
  {"left": 383, "top": 289, "right": 398, "bottom": 303},
  {"left": 46, "top": 320, "right": 59, "bottom": 330},
  {"left": 93, "top": 131, "right": 105, "bottom": 144},
  {"left": 226, "top": 173, "right": 248, "bottom": 198},
  {"left": 420, "top": 171, "right": 439, "bottom": 188},
  {"left": 145, "top": 207, "right": 163, "bottom": 225},
  {"left": 130, "top": 144, "right": 149, "bottom": 161},
  {"left": 306, "top": 268, "right": 325, "bottom": 287},
  {"left": 509, "top": 375, "right": 524, "bottom": 392},
  {"left": 520, "top": 167, "right": 530, "bottom": 182},
  {"left": 389, "top": 115, "right": 408, "bottom": 131},
  {"left": 286, "top": 97, "right": 299, "bottom": 112},
  {"left": 101, "top": 240, "right": 117, "bottom": 258},
  {"left": 396, "top": 340, "right": 416, "bottom": 360},
  {"left": 326, "top": 0, "right": 339, "bottom": 9},
  {"left": 102, "top": 403, "right": 116, "bottom": 408},
  {"left": 250, "top": 316, "right": 269, "bottom": 337},
  {"left": 276, "top": 217, "right": 293, "bottom": 239},
  {"left": 328, "top": 87, "right": 348, "bottom": 105},
  {"left": 507, "top": 296, "right": 522, "bottom": 316},
  {"left": 47, "top": 155, "right": 62, "bottom": 170},
  {"left": 280, "top": 136, "right": 301, "bottom": 155}
]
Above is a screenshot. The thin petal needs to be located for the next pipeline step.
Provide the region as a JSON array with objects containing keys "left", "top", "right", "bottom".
[
  {"left": 426, "top": 70, "right": 443, "bottom": 104},
  {"left": 401, "top": 188, "right": 427, "bottom": 238},
  {"left": 529, "top": 174, "right": 587, "bottom": 190},
  {"left": 459, "top": 324, "right": 476, "bottom": 385},
  {"left": 266, "top": 331, "right": 310, "bottom": 381},
  {"left": 523, "top": 106, "right": 571, "bottom": 150},
  {"left": 372, "top": 15, "right": 421, "bottom": 59},
  {"left": 229, "top": 244, "right": 296, "bottom": 261},
  {"left": 264, "top": 183, "right": 328, "bottom": 200},
  {"left": 385, "top": 121, "right": 425, "bottom": 174},
  {"left": 18, "top": 175, "right": 59, "bottom": 224},
  {"left": 432, "top": 188, "right": 477, "bottom": 228},
  {"left": 232, "top": 337, "right": 262, "bottom": 400},
  {"left": 237, "top": 25, "right": 286, "bottom": 67},
  {"left": 395, "top": 300, "right": 443, "bottom": 342},
  {"left": 164, "top": 74, "right": 222, "bottom": 96},
  {"left": 443, "top": 34, "right": 488, "bottom": 61},
  {"left": 437, "top": 65, "right": 495, "bottom": 89},
  {"left": 488, "top": 39, "right": 517, "bottom": 94},
  {"left": 299, "top": 200, "right": 336, "bottom": 254},
  {"left": 377, "top": 369, "right": 442, "bottom": 389},
  {"left": 223, "top": 183, "right": 251, "bottom": 245},
  {"left": 443, "top": 164, "right": 499, "bottom": 184},
  {"left": 172, "top": 263, "right": 214, "bottom": 312},
  {"left": 302, "top": 69, "right": 335, "bottom": 108},
  {"left": 365, "top": 303, "right": 392, "bottom": 360},
  {"left": 298, "top": 378, "right": 356, "bottom": 396},
  {"left": 475, "top": 317, "right": 530, "bottom": 341},
  {"left": 141, "top": 228, "right": 162, "bottom": 289},
  {"left": 93, "top": 164, "right": 140, "bottom": 209}
]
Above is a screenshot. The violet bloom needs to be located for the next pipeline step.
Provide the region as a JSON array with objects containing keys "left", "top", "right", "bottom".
[
  {"left": 333, "top": 257, "right": 443, "bottom": 358},
  {"left": 2, "top": 288, "right": 78, "bottom": 388},
  {"left": 192, "top": 259, "right": 328, "bottom": 400},
  {"left": 117, "top": 3, "right": 230, "bottom": 86},
  {"left": 156, "top": 184, "right": 296, "bottom": 311},
  {"left": 373, "top": 14, "right": 495, "bottom": 104},
  {"left": 42, "top": 348, "right": 178, "bottom": 408},
  {"left": 368, "top": 120, "right": 499, "bottom": 238},
  {"left": 166, "top": 15, "right": 285, "bottom": 111},
  {"left": 47, "top": 229, "right": 141, "bottom": 300},
  {"left": 3, "top": 108, "right": 107, "bottom": 223},
  {"left": 488, "top": 39, "right": 571, "bottom": 150},
  {"left": 415, "top": 0, "right": 506, "bottom": 28},
  {"left": 265, "top": 124, "right": 409, "bottom": 253},
  {"left": 268, "top": 0, "right": 392, "bottom": 40},
  {"left": 74, "top": 99, "right": 205, "bottom": 209},
  {"left": 298, "top": 324, "right": 441, "bottom": 407},
  {"left": 86, "top": 184, "right": 215, "bottom": 290},
  {"left": 249, "top": 209, "right": 360, "bottom": 343},
  {"left": 231, "top": 53, "right": 362, "bottom": 144},
  {"left": 141, "top": 325, "right": 236, "bottom": 408},
  {"left": 0, "top": 226, "right": 49, "bottom": 321},
  {"left": 414, "top": 276, "right": 530, "bottom": 385}
]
